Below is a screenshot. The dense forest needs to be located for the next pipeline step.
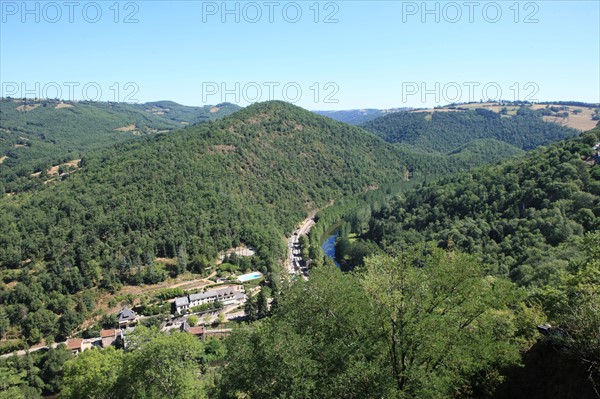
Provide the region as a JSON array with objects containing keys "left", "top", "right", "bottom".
[
  {"left": 1, "top": 100, "right": 596, "bottom": 398},
  {"left": 348, "top": 125, "right": 600, "bottom": 283},
  {"left": 21, "top": 240, "right": 598, "bottom": 399},
  {"left": 0, "top": 101, "right": 422, "bottom": 344},
  {"left": 0, "top": 100, "right": 537, "bottom": 346},
  {"left": 361, "top": 107, "right": 579, "bottom": 152},
  {"left": 317, "top": 124, "right": 600, "bottom": 396},
  {"left": 0, "top": 98, "right": 240, "bottom": 191}
]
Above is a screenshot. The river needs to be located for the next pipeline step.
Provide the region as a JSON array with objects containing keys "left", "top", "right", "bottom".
[{"left": 321, "top": 234, "right": 341, "bottom": 268}]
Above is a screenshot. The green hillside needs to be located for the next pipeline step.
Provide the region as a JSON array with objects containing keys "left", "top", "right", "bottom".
[
  {"left": 0, "top": 100, "right": 546, "bottom": 345},
  {"left": 361, "top": 107, "right": 579, "bottom": 152},
  {"left": 0, "top": 101, "right": 420, "bottom": 342},
  {"left": 0, "top": 98, "right": 240, "bottom": 191},
  {"left": 318, "top": 124, "right": 600, "bottom": 397},
  {"left": 355, "top": 126, "right": 600, "bottom": 282},
  {"left": 138, "top": 101, "right": 241, "bottom": 124}
]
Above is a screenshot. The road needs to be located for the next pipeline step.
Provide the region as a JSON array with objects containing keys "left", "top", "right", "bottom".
[
  {"left": 0, "top": 337, "right": 101, "bottom": 358},
  {"left": 287, "top": 212, "right": 316, "bottom": 279}
]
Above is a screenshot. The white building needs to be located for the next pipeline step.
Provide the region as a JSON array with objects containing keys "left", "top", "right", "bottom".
[{"left": 174, "top": 286, "right": 244, "bottom": 313}]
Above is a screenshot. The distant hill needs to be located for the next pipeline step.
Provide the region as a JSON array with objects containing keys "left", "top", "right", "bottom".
[
  {"left": 139, "top": 101, "right": 241, "bottom": 125},
  {"left": 361, "top": 124, "right": 600, "bottom": 284},
  {"left": 313, "top": 108, "right": 411, "bottom": 125},
  {"left": 414, "top": 101, "right": 600, "bottom": 131},
  {"left": 361, "top": 106, "right": 580, "bottom": 153},
  {"left": 0, "top": 98, "right": 241, "bottom": 188}
]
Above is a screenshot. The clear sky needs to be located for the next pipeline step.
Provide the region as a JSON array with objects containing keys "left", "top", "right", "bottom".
[{"left": 1, "top": 0, "right": 599, "bottom": 110}]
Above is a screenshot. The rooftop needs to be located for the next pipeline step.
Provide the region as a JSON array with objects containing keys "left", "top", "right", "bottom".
[
  {"left": 100, "top": 329, "right": 117, "bottom": 338},
  {"left": 175, "top": 297, "right": 189, "bottom": 307},
  {"left": 67, "top": 339, "right": 83, "bottom": 350},
  {"left": 117, "top": 306, "right": 136, "bottom": 321}
]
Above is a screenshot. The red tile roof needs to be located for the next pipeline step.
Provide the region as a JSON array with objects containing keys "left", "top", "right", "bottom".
[
  {"left": 67, "top": 339, "right": 83, "bottom": 350},
  {"left": 100, "top": 329, "right": 117, "bottom": 338},
  {"left": 187, "top": 326, "right": 204, "bottom": 336}
]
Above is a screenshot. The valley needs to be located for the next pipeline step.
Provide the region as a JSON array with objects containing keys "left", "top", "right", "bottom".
[
  {"left": 2, "top": 1, "right": 598, "bottom": 396},
  {"left": 0, "top": 99, "right": 598, "bottom": 399}
]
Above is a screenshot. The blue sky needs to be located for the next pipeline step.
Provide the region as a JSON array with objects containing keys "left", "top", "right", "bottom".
[{"left": 1, "top": 0, "right": 599, "bottom": 109}]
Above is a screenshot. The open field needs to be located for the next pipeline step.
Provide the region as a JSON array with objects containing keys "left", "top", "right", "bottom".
[
  {"left": 115, "top": 124, "right": 138, "bottom": 132},
  {"left": 410, "top": 102, "right": 598, "bottom": 131},
  {"left": 16, "top": 104, "right": 40, "bottom": 111}
]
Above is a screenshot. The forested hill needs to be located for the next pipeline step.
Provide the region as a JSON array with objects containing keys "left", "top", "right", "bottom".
[
  {"left": 0, "top": 99, "right": 240, "bottom": 190},
  {"left": 361, "top": 107, "right": 579, "bottom": 153},
  {"left": 139, "top": 101, "right": 240, "bottom": 124},
  {"left": 0, "top": 100, "right": 555, "bottom": 345},
  {"left": 361, "top": 123, "right": 600, "bottom": 286},
  {"left": 0, "top": 101, "right": 413, "bottom": 287}
]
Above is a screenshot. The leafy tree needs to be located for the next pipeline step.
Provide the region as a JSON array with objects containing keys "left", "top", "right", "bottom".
[
  {"left": 244, "top": 292, "right": 258, "bottom": 322},
  {"left": 256, "top": 288, "right": 269, "bottom": 319},
  {"left": 61, "top": 347, "right": 123, "bottom": 399},
  {"left": 362, "top": 247, "right": 525, "bottom": 397},
  {"left": 57, "top": 308, "right": 82, "bottom": 340},
  {"left": 121, "top": 332, "right": 210, "bottom": 399},
  {"left": 0, "top": 364, "right": 32, "bottom": 399},
  {"left": 540, "top": 233, "right": 600, "bottom": 381},
  {"left": 220, "top": 248, "right": 533, "bottom": 398},
  {"left": 176, "top": 244, "right": 188, "bottom": 276},
  {"left": 39, "top": 345, "right": 71, "bottom": 394},
  {"left": 220, "top": 266, "right": 390, "bottom": 398},
  {"left": 0, "top": 308, "right": 8, "bottom": 339}
]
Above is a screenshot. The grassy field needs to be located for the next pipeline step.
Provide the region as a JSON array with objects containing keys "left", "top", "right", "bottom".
[{"left": 411, "top": 102, "right": 599, "bottom": 131}]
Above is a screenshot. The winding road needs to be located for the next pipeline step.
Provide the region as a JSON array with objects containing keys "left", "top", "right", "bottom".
[{"left": 287, "top": 212, "right": 316, "bottom": 279}]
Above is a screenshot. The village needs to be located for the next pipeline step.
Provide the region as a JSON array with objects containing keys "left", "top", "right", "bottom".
[
  {"left": 0, "top": 269, "right": 264, "bottom": 359},
  {"left": 62, "top": 270, "right": 264, "bottom": 356},
  {"left": 0, "top": 216, "right": 317, "bottom": 361}
]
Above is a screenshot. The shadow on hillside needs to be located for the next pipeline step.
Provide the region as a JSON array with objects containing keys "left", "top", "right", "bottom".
[{"left": 493, "top": 342, "right": 599, "bottom": 399}]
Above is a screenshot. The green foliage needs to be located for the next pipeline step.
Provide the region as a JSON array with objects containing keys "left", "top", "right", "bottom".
[
  {"left": 0, "top": 364, "right": 33, "bottom": 399},
  {"left": 0, "top": 346, "right": 71, "bottom": 398},
  {"left": 123, "top": 332, "right": 210, "bottom": 399},
  {"left": 0, "top": 101, "right": 427, "bottom": 341},
  {"left": 0, "top": 98, "right": 240, "bottom": 193},
  {"left": 61, "top": 347, "right": 124, "bottom": 399},
  {"left": 220, "top": 248, "right": 530, "bottom": 398},
  {"left": 363, "top": 128, "right": 600, "bottom": 286},
  {"left": 538, "top": 233, "right": 600, "bottom": 379},
  {"left": 220, "top": 266, "right": 388, "bottom": 398},
  {"left": 361, "top": 108, "right": 579, "bottom": 152},
  {"left": 190, "top": 301, "right": 223, "bottom": 314},
  {"left": 155, "top": 288, "right": 185, "bottom": 301},
  {"left": 187, "top": 315, "right": 199, "bottom": 327},
  {"left": 60, "top": 331, "right": 222, "bottom": 399},
  {"left": 362, "top": 248, "right": 525, "bottom": 398},
  {"left": 0, "top": 340, "right": 26, "bottom": 355}
]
